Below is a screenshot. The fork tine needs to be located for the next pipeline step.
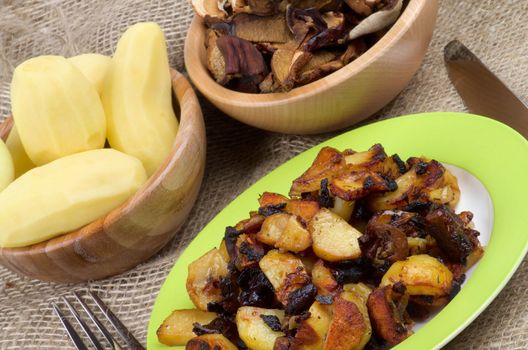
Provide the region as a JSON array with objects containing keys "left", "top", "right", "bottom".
[
  {"left": 62, "top": 296, "right": 104, "bottom": 350},
  {"left": 51, "top": 302, "right": 89, "bottom": 350},
  {"left": 89, "top": 291, "right": 145, "bottom": 350},
  {"left": 73, "top": 291, "right": 120, "bottom": 350}
]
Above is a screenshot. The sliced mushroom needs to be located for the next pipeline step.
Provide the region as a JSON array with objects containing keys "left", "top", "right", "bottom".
[
  {"left": 345, "top": 0, "right": 374, "bottom": 16},
  {"left": 215, "top": 35, "right": 269, "bottom": 91},
  {"left": 234, "top": 13, "right": 292, "bottom": 43},
  {"left": 206, "top": 30, "right": 228, "bottom": 84},
  {"left": 348, "top": 0, "right": 403, "bottom": 40},
  {"left": 296, "top": 57, "right": 344, "bottom": 85},
  {"left": 303, "top": 12, "right": 348, "bottom": 51},
  {"left": 291, "top": 0, "right": 343, "bottom": 11},
  {"left": 340, "top": 38, "right": 367, "bottom": 64},
  {"left": 286, "top": 6, "right": 328, "bottom": 43},
  {"left": 270, "top": 48, "right": 311, "bottom": 91}
]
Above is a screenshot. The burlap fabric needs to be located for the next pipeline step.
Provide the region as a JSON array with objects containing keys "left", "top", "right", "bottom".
[{"left": 0, "top": 0, "right": 526, "bottom": 348}]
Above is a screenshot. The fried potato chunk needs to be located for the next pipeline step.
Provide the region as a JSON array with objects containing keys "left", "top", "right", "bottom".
[
  {"left": 324, "top": 285, "right": 372, "bottom": 350},
  {"left": 236, "top": 307, "right": 285, "bottom": 350},
  {"left": 290, "top": 301, "right": 332, "bottom": 350},
  {"left": 285, "top": 200, "right": 320, "bottom": 224},
  {"left": 259, "top": 250, "right": 311, "bottom": 306},
  {"left": 343, "top": 143, "right": 401, "bottom": 178},
  {"left": 329, "top": 197, "right": 355, "bottom": 221},
  {"left": 157, "top": 309, "right": 216, "bottom": 346},
  {"left": 380, "top": 255, "right": 453, "bottom": 298},
  {"left": 257, "top": 213, "right": 290, "bottom": 246},
  {"left": 369, "top": 158, "right": 460, "bottom": 212},
  {"left": 367, "top": 286, "right": 412, "bottom": 345},
  {"left": 309, "top": 208, "right": 362, "bottom": 262},
  {"left": 186, "top": 248, "right": 229, "bottom": 310},
  {"left": 276, "top": 215, "right": 312, "bottom": 253},
  {"left": 186, "top": 334, "right": 238, "bottom": 350},
  {"left": 311, "top": 260, "right": 338, "bottom": 295},
  {"left": 290, "top": 147, "right": 347, "bottom": 197}
]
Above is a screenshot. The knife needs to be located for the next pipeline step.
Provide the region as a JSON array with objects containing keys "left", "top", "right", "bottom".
[{"left": 444, "top": 39, "right": 528, "bottom": 138}]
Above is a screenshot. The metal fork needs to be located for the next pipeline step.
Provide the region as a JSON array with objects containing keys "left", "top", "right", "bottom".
[{"left": 51, "top": 291, "right": 145, "bottom": 350}]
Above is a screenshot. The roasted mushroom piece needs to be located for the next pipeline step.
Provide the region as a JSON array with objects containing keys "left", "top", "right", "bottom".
[{"left": 425, "top": 204, "right": 484, "bottom": 267}]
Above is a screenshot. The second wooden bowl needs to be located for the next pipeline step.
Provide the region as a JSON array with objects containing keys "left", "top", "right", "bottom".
[
  {"left": 0, "top": 70, "right": 206, "bottom": 283},
  {"left": 185, "top": 0, "right": 439, "bottom": 134}
]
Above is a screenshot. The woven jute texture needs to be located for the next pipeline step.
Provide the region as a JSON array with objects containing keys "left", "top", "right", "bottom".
[{"left": 0, "top": 0, "right": 527, "bottom": 348}]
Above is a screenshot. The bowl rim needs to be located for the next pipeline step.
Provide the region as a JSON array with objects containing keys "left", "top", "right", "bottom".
[
  {"left": 0, "top": 69, "right": 204, "bottom": 255},
  {"left": 185, "top": 0, "right": 429, "bottom": 106}
]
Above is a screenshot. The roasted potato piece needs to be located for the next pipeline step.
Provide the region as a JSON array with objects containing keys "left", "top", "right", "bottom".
[
  {"left": 219, "top": 239, "right": 230, "bottom": 263},
  {"left": 311, "top": 260, "right": 338, "bottom": 295},
  {"left": 407, "top": 236, "right": 436, "bottom": 256},
  {"left": 186, "top": 248, "right": 229, "bottom": 310},
  {"left": 157, "top": 309, "right": 216, "bottom": 346},
  {"left": 285, "top": 200, "right": 320, "bottom": 224},
  {"left": 259, "top": 250, "right": 311, "bottom": 306},
  {"left": 276, "top": 215, "right": 312, "bottom": 253},
  {"left": 236, "top": 307, "right": 285, "bottom": 350},
  {"left": 380, "top": 254, "right": 453, "bottom": 298},
  {"left": 235, "top": 213, "right": 266, "bottom": 233},
  {"left": 259, "top": 192, "right": 289, "bottom": 208},
  {"left": 309, "top": 208, "right": 362, "bottom": 262},
  {"left": 330, "top": 170, "right": 397, "bottom": 201},
  {"left": 290, "top": 301, "right": 332, "bottom": 350},
  {"left": 343, "top": 143, "right": 401, "bottom": 178},
  {"left": 290, "top": 147, "right": 347, "bottom": 197},
  {"left": 367, "top": 286, "right": 412, "bottom": 346},
  {"left": 330, "top": 197, "right": 355, "bottom": 221},
  {"left": 186, "top": 334, "right": 238, "bottom": 350},
  {"left": 369, "top": 159, "right": 460, "bottom": 212},
  {"left": 257, "top": 213, "right": 290, "bottom": 246},
  {"left": 324, "top": 286, "right": 372, "bottom": 350}
]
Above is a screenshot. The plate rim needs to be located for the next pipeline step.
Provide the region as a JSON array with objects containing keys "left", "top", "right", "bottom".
[{"left": 147, "top": 112, "right": 528, "bottom": 350}]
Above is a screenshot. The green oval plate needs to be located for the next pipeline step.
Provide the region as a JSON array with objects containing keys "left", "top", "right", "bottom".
[{"left": 147, "top": 112, "right": 528, "bottom": 350}]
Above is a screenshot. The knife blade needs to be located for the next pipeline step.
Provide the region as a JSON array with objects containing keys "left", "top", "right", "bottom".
[{"left": 444, "top": 39, "right": 528, "bottom": 138}]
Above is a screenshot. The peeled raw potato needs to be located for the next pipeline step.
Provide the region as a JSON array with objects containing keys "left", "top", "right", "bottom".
[
  {"left": 5, "top": 125, "right": 35, "bottom": 178},
  {"left": 102, "top": 22, "right": 179, "bottom": 176},
  {"left": 11, "top": 55, "right": 106, "bottom": 165},
  {"left": 68, "top": 53, "right": 112, "bottom": 95},
  {"left": 0, "top": 139, "right": 14, "bottom": 192},
  {"left": 0, "top": 149, "right": 147, "bottom": 248}
]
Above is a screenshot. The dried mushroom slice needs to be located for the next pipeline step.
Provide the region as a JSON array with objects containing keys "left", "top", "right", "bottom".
[
  {"left": 192, "top": 0, "right": 230, "bottom": 18},
  {"left": 216, "top": 35, "right": 268, "bottom": 83},
  {"left": 340, "top": 38, "right": 367, "bottom": 64},
  {"left": 303, "top": 12, "right": 348, "bottom": 51},
  {"left": 206, "top": 30, "right": 228, "bottom": 84},
  {"left": 293, "top": 51, "right": 342, "bottom": 85},
  {"left": 271, "top": 48, "right": 311, "bottom": 91},
  {"left": 286, "top": 6, "right": 328, "bottom": 44},
  {"left": 348, "top": 0, "right": 403, "bottom": 40},
  {"left": 233, "top": 14, "right": 292, "bottom": 43},
  {"left": 291, "top": 0, "right": 343, "bottom": 11}
]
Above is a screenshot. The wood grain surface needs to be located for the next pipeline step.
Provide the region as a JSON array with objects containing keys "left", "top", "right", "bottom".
[
  {"left": 184, "top": 0, "right": 439, "bottom": 135},
  {"left": 0, "top": 69, "right": 206, "bottom": 283}
]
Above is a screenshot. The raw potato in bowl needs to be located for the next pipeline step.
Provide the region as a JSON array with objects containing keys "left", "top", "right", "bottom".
[
  {"left": 0, "top": 20, "right": 206, "bottom": 283},
  {"left": 157, "top": 144, "right": 484, "bottom": 349}
]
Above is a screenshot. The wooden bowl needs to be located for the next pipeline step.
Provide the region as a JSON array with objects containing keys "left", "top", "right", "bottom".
[
  {"left": 0, "top": 70, "right": 206, "bottom": 283},
  {"left": 185, "top": 0, "right": 439, "bottom": 134}
]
